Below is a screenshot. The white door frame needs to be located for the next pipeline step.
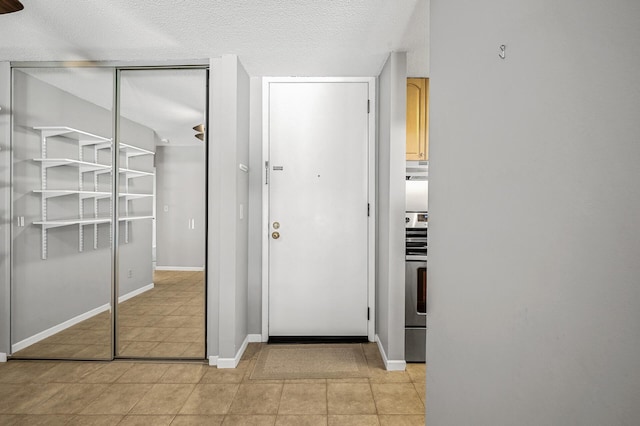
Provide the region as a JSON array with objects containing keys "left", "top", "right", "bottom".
[{"left": 261, "top": 77, "right": 376, "bottom": 342}]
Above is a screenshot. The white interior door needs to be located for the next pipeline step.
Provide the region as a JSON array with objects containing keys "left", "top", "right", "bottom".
[{"left": 268, "top": 81, "right": 370, "bottom": 337}]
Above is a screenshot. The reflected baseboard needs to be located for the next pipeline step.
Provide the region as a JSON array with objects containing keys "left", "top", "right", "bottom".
[
  {"left": 155, "top": 266, "right": 204, "bottom": 271},
  {"left": 119, "top": 283, "right": 154, "bottom": 303},
  {"left": 12, "top": 303, "right": 110, "bottom": 353},
  {"left": 11, "top": 282, "right": 154, "bottom": 354}
]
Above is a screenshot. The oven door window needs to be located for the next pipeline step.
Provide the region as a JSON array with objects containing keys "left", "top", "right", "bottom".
[{"left": 417, "top": 267, "right": 427, "bottom": 314}]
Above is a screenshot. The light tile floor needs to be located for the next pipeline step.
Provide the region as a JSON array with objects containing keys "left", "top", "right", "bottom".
[
  {"left": 12, "top": 271, "right": 205, "bottom": 360},
  {"left": 118, "top": 271, "right": 204, "bottom": 358},
  {"left": 0, "top": 343, "right": 426, "bottom": 425}
]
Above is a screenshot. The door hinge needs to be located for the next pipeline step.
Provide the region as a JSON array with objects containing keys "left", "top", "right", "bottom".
[
  {"left": 367, "top": 99, "right": 370, "bottom": 113},
  {"left": 367, "top": 307, "right": 370, "bottom": 320},
  {"left": 367, "top": 203, "right": 370, "bottom": 217},
  {"left": 265, "top": 161, "right": 269, "bottom": 185}
]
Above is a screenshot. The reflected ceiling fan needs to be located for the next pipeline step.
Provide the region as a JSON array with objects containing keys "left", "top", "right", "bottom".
[
  {"left": 0, "top": 0, "right": 23, "bottom": 14},
  {"left": 193, "top": 124, "right": 205, "bottom": 141}
]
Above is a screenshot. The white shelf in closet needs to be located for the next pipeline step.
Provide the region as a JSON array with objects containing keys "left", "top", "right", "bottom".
[
  {"left": 33, "top": 162, "right": 154, "bottom": 178},
  {"left": 33, "top": 190, "right": 112, "bottom": 200},
  {"left": 33, "top": 217, "right": 112, "bottom": 230},
  {"left": 120, "top": 192, "right": 154, "bottom": 200},
  {"left": 33, "top": 215, "right": 154, "bottom": 230},
  {"left": 33, "top": 126, "right": 113, "bottom": 259},
  {"left": 33, "top": 126, "right": 112, "bottom": 146},
  {"left": 32, "top": 127, "right": 156, "bottom": 258},
  {"left": 33, "top": 190, "right": 153, "bottom": 201},
  {"left": 118, "top": 215, "right": 154, "bottom": 222},
  {"left": 119, "top": 142, "right": 154, "bottom": 245},
  {"left": 120, "top": 143, "right": 155, "bottom": 157},
  {"left": 33, "top": 158, "right": 111, "bottom": 173},
  {"left": 119, "top": 167, "right": 154, "bottom": 178}
]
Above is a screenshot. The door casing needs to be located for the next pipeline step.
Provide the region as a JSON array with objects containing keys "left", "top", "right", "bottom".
[{"left": 261, "top": 77, "right": 376, "bottom": 342}]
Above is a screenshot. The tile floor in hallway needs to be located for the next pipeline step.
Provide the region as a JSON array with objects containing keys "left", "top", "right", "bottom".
[
  {"left": 12, "top": 270, "right": 205, "bottom": 360},
  {"left": 118, "top": 270, "right": 205, "bottom": 358},
  {"left": 0, "top": 342, "right": 426, "bottom": 425}
]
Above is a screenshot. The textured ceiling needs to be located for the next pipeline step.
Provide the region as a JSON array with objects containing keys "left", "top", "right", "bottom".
[
  {"left": 8, "top": 1, "right": 429, "bottom": 147},
  {"left": 0, "top": 0, "right": 429, "bottom": 76}
]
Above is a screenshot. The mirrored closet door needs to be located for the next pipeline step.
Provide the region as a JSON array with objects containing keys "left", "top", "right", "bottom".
[
  {"left": 11, "top": 65, "right": 207, "bottom": 361},
  {"left": 115, "top": 68, "right": 206, "bottom": 359},
  {"left": 11, "top": 67, "right": 115, "bottom": 360}
]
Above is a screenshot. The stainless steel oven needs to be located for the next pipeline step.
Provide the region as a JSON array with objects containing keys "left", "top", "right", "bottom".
[{"left": 405, "top": 212, "right": 427, "bottom": 362}]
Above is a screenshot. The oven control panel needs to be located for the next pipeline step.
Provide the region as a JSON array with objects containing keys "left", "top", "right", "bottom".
[{"left": 405, "top": 212, "right": 428, "bottom": 228}]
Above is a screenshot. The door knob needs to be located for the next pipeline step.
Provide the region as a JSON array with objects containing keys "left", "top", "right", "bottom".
[{"left": 272, "top": 231, "right": 280, "bottom": 240}]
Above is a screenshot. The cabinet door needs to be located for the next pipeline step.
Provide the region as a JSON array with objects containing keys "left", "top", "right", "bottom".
[{"left": 406, "top": 78, "right": 429, "bottom": 161}]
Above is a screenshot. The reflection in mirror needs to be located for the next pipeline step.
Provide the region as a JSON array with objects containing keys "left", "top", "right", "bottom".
[
  {"left": 11, "top": 67, "right": 114, "bottom": 359},
  {"left": 116, "top": 69, "right": 206, "bottom": 359}
]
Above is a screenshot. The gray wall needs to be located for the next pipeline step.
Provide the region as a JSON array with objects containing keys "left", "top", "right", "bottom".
[
  {"left": 376, "top": 52, "right": 407, "bottom": 363},
  {"left": 376, "top": 52, "right": 407, "bottom": 368},
  {"left": 247, "top": 77, "right": 263, "bottom": 336},
  {"left": 117, "top": 117, "right": 155, "bottom": 297},
  {"left": 156, "top": 145, "right": 205, "bottom": 269},
  {"left": 208, "top": 55, "right": 250, "bottom": 361},
  {"left": 428, "top": 0, "right": 640, "bottom": 424},
  {"left": 9, "top": 69, "right": 153, "bottom": 346},
  {"left": 235, "top": 60, "right": 250, "bottom": 353},
  {"left": 0, "top": 62, "right": 10, "bottom": 355}
]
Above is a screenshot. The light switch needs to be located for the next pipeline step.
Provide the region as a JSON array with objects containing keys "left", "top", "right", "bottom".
[{"left": 163, "top": 205, "right": 169, "bottom": 212}]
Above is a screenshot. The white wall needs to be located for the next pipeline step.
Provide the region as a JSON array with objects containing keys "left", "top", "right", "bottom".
[
  {"left": 208, "top": 55, "right": 250, "bottom": 364},
  {"left": 156, "top": 145, "right": 206, "bottom": 269},
  {"left": 376, "top": 52, "right": 407, "bottom": 366},
  {"left": 428, "top": 0, "right": 640, "bottom": 424},
  {"left": 0, "top": 62, "right": 10, "bottom": 356}
]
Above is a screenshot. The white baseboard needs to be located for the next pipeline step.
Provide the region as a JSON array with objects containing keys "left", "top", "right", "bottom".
[
  {"left": 375, "top": 334, "right": 407, "bottom": 371},
  {"left": 248, "top": 334, "right": 262, "bottom": 343},
  {"left": 12, "top": 283, "right": 154, "bottom": 353},
  {"left": 12, "top": 303, "right": 110, "bottom": 353},
  {"left": 208, "top": 355, "right": 218, "bottom": 366},
  {"left": 155, "top": 266, "right": 204, "bottom": 272},
  {"left": 0, "top": 353, "right": 7, "bottom": 362},
  {"left": 119, "top": 283, "right": 154, "bottom": 303},
  {"left": 217, "top": 334, "right": 249, "bottom": 369}
]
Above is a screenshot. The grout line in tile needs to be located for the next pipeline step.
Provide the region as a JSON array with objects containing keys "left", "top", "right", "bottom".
[{"left": 369, "top": 379, "right": 379, "bottom": 416}]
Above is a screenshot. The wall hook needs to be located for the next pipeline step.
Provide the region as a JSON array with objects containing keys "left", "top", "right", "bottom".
[{"left": 499, "top": 44, "right": 506, "bottom": 59}]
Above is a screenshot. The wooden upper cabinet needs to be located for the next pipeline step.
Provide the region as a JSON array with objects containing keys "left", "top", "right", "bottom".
[{"left": 406, "top": 78, "right": 429, "bottom": 161}]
